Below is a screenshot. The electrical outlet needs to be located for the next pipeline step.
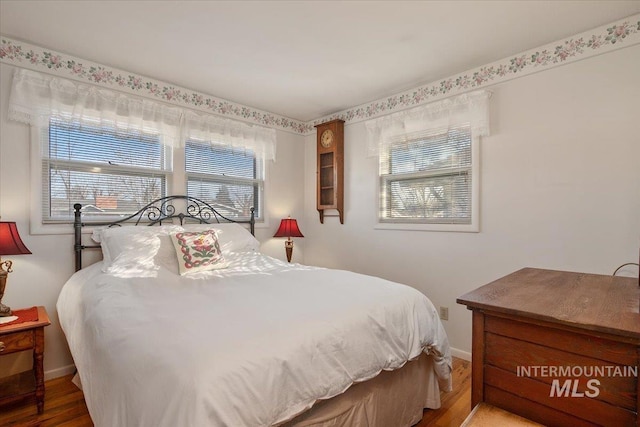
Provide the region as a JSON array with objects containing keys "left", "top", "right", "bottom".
[{"left": 439, "top": 306, "right": 449, "bottom": 321}]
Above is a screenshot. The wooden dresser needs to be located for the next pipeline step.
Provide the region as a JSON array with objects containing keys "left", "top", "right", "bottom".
[{"left": 457, "top": 268, "right": 639, "bottom": 427}]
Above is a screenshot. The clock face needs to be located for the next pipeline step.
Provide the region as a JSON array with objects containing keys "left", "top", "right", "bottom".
[{"left": 320, "top": 129, "right": 334, "bottom": 148}]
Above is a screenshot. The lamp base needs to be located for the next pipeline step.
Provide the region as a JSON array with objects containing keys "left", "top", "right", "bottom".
[
  {"left": 0, "top": 302, "right": 12, "bottom": 317},
  {"left": 285, "top": 239, "right": 294, "bottom": 263},
  {"left": 0, "top": 269, "right": 12, "bottom": 316}
]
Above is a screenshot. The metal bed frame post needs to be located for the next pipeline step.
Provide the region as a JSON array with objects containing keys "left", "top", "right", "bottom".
[{"left": 73, "top": 203, "right": 82, "bottom": 272}]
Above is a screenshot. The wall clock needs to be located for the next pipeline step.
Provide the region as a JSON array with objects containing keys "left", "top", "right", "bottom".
[
  {"left": 320, "top": 129, "right": 334, "bottom": 148},
  {"left": 314, "top": 119, "right": 344, "bottom": 224}
]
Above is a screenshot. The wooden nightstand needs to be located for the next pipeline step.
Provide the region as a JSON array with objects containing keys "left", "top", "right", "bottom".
[{"left": 0, "top": 306, "right": 51, "bottom": 414}]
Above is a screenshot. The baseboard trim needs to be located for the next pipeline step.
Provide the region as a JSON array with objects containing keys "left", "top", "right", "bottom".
[
  {"left": 451, "top": 347, "right": 471, "bottom": 361},
  {"left": 44, "top": 364, "right": 75, "bottom": 381}
]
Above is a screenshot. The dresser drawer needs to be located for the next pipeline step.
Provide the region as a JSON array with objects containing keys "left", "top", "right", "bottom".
[
  {"left": 0, "top": 330, "right": 34, "bottom": 355},
  {"left": 483, "top": 314, "right": 638, "bottom": 427}
]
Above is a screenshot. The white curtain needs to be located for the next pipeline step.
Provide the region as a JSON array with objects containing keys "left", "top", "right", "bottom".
[
  {"left": 182, "top": 110, "right": 276, "bottom": 161},
  {"left": 8, "top": 69, "right": 277, "bottom": 160},
  {"left": 365, "top": 90, "right": 491, "bottom": 157},
  {"left": 8, "top": 69, "right": 184, "bottom": 146}
]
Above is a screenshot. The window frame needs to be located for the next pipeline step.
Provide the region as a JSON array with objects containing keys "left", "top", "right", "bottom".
[
  {"left": 185, "top": 139, "right": 266, "bottom": 222},
  {"left": 42, "top": 118, "right": 173, "bottom": 224},
  {"left": 374, "top": 130, "right": 480, "bottom": 233},
  {"left": 30, "top": 120, "right": 269, "bottom": 235}
]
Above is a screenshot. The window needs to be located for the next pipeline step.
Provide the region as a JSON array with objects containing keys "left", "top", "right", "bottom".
[
  {"left": 40, "top": 121, "right": 266, "bottom": 224},
  {"left": 185, "top": 141, "right": 263, "bottom": 221},
  {"left": 366, "top": 91, "right": 490, "bottom": 232},
  {"left": 379, "top": 125, "right": 473, "bottom": 225},
  {"left": 43, "top": 118, "right": 171, "bottom": 222},
  {"left": 10, "top": 69, "right": 275, "bottom": 233}
]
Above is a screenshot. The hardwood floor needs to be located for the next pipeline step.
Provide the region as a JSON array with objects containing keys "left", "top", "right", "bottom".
[
  {"left": 0, "top": 357, "right": 471, "bottom": 427},
  {"left": 0, "top": 374, "right": 92, "bottom": 427},
  {"left": 417, "top": 357, "right": 472, "bottom": 426}
]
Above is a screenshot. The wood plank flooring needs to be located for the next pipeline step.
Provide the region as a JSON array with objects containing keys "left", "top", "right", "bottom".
[
  {"left": 0, "top": 357, "right": 471, "bottom": 427},
  {"left": 417, "top": 357, "right": 472, "bottom": 426}
]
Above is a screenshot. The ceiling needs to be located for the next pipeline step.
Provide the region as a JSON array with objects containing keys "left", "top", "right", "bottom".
[{"left": 1, "top": 1, "right": 639, "bottom": 122}]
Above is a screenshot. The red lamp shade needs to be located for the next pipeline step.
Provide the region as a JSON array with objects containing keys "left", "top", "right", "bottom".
[
  {"left": 0, "top": 222, "right": 32, "bottom": 256},
  {"left": 273, "top": 218, "right": 303, "bottom": 263},
  {"left": 273, "top": 218, "right": 304, "bottom": 238}
]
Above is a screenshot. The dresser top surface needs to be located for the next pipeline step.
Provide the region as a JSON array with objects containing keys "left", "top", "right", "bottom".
[{"left": 457, "top": 268, "right": 640, "bottom": 340}]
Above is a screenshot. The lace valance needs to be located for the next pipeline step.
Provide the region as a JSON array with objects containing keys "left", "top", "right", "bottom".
[
  {"left": 182, "top": 110, "right": 276, "bottom": 161},
  {"left": 365, "top": 90, "right": 491, "bottom": 157},
  {"left": 8, "top": 69, "right": 277, "bottom": 160}
]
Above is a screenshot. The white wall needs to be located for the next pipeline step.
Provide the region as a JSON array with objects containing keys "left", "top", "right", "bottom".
[
  {"left": 0, "top": 62, "right": 307, "bottom": 377},
  {"left": 1, "top": 40, "right": 638, "bottom": 377},
  {"left": 302, "top": 45, "right": 640, "bottom": 356}
]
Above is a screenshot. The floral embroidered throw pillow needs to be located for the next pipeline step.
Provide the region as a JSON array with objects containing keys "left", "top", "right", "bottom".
[{"left": 170, "top": 230, "right": 228, "bottom": 275}]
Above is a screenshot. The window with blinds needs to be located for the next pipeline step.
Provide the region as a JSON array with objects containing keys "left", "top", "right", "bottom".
[
  {"left": 379, "top": 125, "right": 472, "bottom": 224},
  {"left": 185, "top": 141, "right": 263, "bottom": 221},
  {"left": 43, "top": 118, "right": 170, "bottom": 222}
]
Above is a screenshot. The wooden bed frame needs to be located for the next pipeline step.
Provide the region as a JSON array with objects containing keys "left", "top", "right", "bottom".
[{"left": 73, "top": 195, "right": 255, "bottom": 271}]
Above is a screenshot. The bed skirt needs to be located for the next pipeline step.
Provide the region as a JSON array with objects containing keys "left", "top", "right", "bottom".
[
  {"left": 72, "top": 353, "right": 442, "bottom": 427},
  {"left": 282, "top": 353, "right": 442, "bottom": 427}
]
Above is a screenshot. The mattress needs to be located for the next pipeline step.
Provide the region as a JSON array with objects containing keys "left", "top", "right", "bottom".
[{"left": 57, "top": 250, "right": 451, "bottom": 426}]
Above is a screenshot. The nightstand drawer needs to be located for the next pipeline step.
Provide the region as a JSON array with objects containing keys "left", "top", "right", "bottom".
[{"left": 0, "top": 331, "right": 34, "bottom": 355}]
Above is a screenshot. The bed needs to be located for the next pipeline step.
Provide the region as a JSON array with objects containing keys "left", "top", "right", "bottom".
[{"left": 57, "top": 196, "right": 452, "bottom": 427}]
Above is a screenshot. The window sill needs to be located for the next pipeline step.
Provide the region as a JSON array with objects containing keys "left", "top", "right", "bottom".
[{"left": 374, "top": 222, "right": 479, "bottom": 233}]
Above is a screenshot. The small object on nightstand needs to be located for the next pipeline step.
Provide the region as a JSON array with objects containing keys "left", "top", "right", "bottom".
[
  {"left": 0, "top": 221, "right": 32, "bottom": 317},
  {"left": 0, "top": 306, "right": 50, "bottom": 414},
  {"left": 273, "top": 217, "right": 304, "bottom": 262}
]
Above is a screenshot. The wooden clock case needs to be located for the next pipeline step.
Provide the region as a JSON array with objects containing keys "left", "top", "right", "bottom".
[{"left": 315, "top": 119, "right": 344, "bottom": 224}]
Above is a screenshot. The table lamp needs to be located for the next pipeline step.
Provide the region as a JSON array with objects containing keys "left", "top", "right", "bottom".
[
  {"left": 273, "top": 217, "right": 304, "bottom": 262},
  {"left": 0, "top": 221, "right": 32, "bottom": 316}
]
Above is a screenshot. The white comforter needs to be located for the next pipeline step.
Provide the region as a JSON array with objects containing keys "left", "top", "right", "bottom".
[{"left": 57, "top": 252, "right": 451, "bottom": 427}]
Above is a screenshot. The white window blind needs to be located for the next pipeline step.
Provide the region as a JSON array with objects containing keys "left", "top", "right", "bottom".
[
  {"left": 185, "top": 140, "right": 263, "bottom": 221},
  {"left": 367, "top": 90, "right": 490, "bottom": 230},
  {"left": 380, "top": 125, "right": 472, "bottom": 223},
  {"left": 43, "top": 118, "right": 170, "bottom": 222}
]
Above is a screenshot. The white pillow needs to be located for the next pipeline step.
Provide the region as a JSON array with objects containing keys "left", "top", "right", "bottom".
[
  {"left": 94, "top": 225, "right": 184, "bottom": 276},
  {"left": 181, "top": 223, "right": 260, "bottom": 253}
]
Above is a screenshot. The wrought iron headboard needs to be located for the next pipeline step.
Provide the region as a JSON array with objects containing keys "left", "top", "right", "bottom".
[{"left": 73, "top": 195, "right": 255, "bottom": 271}]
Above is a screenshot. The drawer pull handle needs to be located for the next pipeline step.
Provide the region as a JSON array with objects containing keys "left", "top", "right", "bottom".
[{"left": 0, "top": 342, "right": 5, "bottom": 352}]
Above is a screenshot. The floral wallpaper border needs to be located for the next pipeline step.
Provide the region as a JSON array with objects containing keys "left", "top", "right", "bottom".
[
  {"left": 1, "top": 13, "right": 639, "bottom": 135},
  {"left": 0, "top": 36, "right": 312, "bottom": 134},
  {"left": 310, "top": 14, "right": 640, "bottom": 131}
]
